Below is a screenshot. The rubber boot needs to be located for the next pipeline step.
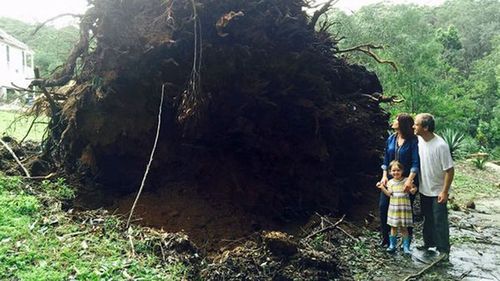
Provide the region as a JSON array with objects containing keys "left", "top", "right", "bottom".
[
  {"left": 386, "top": 235, "right": 397, "bottom": 253},
  {"left": 403, "top": 237, "right": 412, "bottom": 254}
]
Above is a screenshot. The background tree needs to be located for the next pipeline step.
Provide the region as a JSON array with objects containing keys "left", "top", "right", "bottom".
[
  {"left": 327, "top": 0, "right": 499, "bottom": 158},
  {"left": 0, "top": 17, "right": 79, "bottom": 77}
]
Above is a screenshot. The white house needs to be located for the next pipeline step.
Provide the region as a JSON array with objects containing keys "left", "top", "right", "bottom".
[{"left": 0, "top": 28, "right": 34, "bottom": 99}]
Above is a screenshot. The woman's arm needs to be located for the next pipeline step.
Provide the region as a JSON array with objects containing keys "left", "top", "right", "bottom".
[
  {"left": 405, "top": 137, "right": 420, "bottom": 191},
  {"left": 380, "top": 135, "right": 394, "bottom": 185}
]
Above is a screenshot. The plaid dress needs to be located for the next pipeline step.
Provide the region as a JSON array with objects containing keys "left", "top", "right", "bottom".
[{"left": 387, "top": 178, "right": 413, "bottom": 227}]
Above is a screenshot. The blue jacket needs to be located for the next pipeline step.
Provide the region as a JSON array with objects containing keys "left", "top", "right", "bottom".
[{"left": 381, "top": 133, "right": 420, "bottom": 184}]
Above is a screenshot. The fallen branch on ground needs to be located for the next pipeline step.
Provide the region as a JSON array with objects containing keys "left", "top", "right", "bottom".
[
  {"left": 305, "top": 214, "right": 345, "bottom": 240},
  {"left": 336, "top": 225, "right": 357, "bottom": 240},
  {"left": 25, "top": 173, "right": 57, "bottom": 180},
  {"left": 322, "top": 215, "right": 358, "bottom": 240},
  {"left": 402, "top": 253, "right": 448, "bottom": 281}
]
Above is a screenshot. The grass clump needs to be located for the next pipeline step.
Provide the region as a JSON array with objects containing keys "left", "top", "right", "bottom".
[
  {"left": 39, "top": 178, "right": 76, "bottom": 200},
  {"left": 0, "top": 173, "right": 192, "bottom": 280}
]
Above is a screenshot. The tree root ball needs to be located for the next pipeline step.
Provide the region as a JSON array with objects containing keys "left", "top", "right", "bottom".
[{"left": 45, "top": 0, "right": 389, "bottom": 246}]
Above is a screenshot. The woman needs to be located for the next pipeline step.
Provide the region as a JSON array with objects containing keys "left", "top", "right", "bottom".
[{"left": 378, "top": 113, "right": 419, "bottom": 247}]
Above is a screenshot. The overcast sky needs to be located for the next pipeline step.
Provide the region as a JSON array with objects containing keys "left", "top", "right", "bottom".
[{"left": 0, "top": 0, "right": 445, "bottom": 25}]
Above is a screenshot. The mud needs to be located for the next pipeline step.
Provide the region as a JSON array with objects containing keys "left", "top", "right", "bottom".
[{"left": 112, "top": 182, "right": 283, "bottom": 252}]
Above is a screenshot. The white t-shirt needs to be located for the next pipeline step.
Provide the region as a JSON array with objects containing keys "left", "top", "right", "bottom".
[{"left": 418, "top": 134, "right": 454, "bottom": 197}]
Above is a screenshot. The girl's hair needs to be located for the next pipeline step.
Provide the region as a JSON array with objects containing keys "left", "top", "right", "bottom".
[
  {"left": 397, "top": 113, "right": 415, "bottom": 140},
  {"left": 389, "top": 160, "right": 404, "bottom": 171}
]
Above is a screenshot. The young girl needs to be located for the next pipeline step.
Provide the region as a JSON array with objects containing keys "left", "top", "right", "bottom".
[{"left": 377, "top": 160, "right": 417, "bottom": 254}]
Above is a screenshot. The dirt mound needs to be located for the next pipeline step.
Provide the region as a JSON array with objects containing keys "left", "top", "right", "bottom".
[{"left": 0, "top": 137, "right": 47, "bottom": 176}]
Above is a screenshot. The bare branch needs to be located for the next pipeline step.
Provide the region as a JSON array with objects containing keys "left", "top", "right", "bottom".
[
  {"left": 338, "top": 44, "right": 398, "bottom": 72},
  {"left": 32, "top": 13, "right": 83, "bottom": 36},
  {"left": 30, "top": 8, "right": 96, "bottom": 88},
  {"left": 402, "top": 253, "right": 448, "bottom": 281},
  {"left": 10, "top": 83, "right": 44, "bottom": 94},
  {"left": 305, "top": 214, "right": 346, "bottom": 240},
  {"left": 19, "top": 115, "right": 39, "bottom": 145},
  {"left": 309, "top": 0, "right": 340, "bottom": 29}
]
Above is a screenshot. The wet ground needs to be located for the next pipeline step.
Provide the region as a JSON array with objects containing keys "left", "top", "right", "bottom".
[
  {"left": 441, "top": 198, "right": 500, "bottom": 281},
  {"left": 351, "top": 197, "right": 500, "bottom": 281}
]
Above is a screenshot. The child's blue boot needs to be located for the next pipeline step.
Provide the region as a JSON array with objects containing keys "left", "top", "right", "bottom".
[
  {"left": 386, "top": 235, "right": 397, "bottom": 253},
  {"left": 403, "top": 237, "right": 412, "bottom": 254}
]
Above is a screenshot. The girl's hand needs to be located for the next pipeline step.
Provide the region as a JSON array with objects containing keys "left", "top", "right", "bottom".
[
  {"left": 376, "top": 181, "right": 388, "bottom": 191},
  {"left": 404, "top": 179, "right": 413, "bottom": 192}
]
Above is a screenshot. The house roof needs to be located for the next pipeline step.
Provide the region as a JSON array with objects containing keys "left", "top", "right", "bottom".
[{"left": 0, "top": 28, "right": 31, "bottom": 51}]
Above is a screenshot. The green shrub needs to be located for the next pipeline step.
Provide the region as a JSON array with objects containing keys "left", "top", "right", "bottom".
[
  {"left": 457, "top": 136, "right": 480, "bottom": 159},
  {"left": 491, "top": 146, "right": 500, "bottom": 160},
  {"left": 440, "top": 128, "right": 465, "bottom": 159},
  {"left": 471, "top": 152, "right": 489, "bottom": 170}
]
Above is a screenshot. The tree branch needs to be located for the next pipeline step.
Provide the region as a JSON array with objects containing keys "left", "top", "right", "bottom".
[
  {"left": 31, "top": 13, "right": 83, "bottom": 36},
  {"left": 338, "top": 44, "right": 398, "bottom": 72},
  {"left": 305, "top": 214, "right": 346, "bottom": 240},
  {"left": 402, "top": 253, "right": 448, "bottom": 281},
  {"left": 309, "top": 0, "right": 340, "bottom": 29}
]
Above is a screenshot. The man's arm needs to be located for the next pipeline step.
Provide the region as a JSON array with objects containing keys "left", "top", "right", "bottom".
[{"left": 438, "top": 167, "right": 454, "bottom": 203}]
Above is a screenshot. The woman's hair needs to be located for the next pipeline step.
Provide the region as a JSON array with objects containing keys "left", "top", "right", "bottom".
[
  {"left": 397, "top": 113, "right": 415, "bottom": 139},
  {"left": 389, "top": 160, "right": 404, "bottom": 171}
]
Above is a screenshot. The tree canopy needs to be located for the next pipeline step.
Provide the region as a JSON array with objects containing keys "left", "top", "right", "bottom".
[{"left": 328, "top": 0, "right": 500, "bottom": 157}]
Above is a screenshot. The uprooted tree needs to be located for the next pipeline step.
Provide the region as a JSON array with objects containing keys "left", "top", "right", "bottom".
[{"left": 29, "top": 0, "right": 390, "bottom": 243}]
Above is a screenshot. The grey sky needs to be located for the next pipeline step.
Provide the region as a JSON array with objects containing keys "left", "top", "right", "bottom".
[{"left": 0, "top": 0, "right": 446, "bottom": 25}]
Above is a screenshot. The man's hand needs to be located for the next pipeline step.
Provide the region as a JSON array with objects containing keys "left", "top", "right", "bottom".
[
  {"left": 437, "top": 191, "right": 449, "bottom": 204},
  {"left": 409, "top": 185, "right": 417, "bottom": 195}
]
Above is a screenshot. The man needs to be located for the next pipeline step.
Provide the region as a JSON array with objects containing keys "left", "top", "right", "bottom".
[{"left": 413, "top": 113, "right": 454, "bottom": 258}]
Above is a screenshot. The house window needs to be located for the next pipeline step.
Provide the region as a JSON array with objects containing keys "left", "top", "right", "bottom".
[
  {"left": 26, "top": 53, "right": 33, "bottom": 68},
  {"left": 5, "top": 45, "right": 10, "bottom": 63},
  {"left": 22, "top": 51, "right": 25, "bottom": 71}
]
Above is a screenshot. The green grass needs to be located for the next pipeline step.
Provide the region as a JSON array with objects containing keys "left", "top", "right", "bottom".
[
  {"left": 451, "top": 161, "right": 499, "bottom": 207},
  {"left": 0, "top": 175, "right": 190, "bottom": 280},
  {"left": 0, "top": 110, "right": 48, "bottom": 142}
]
